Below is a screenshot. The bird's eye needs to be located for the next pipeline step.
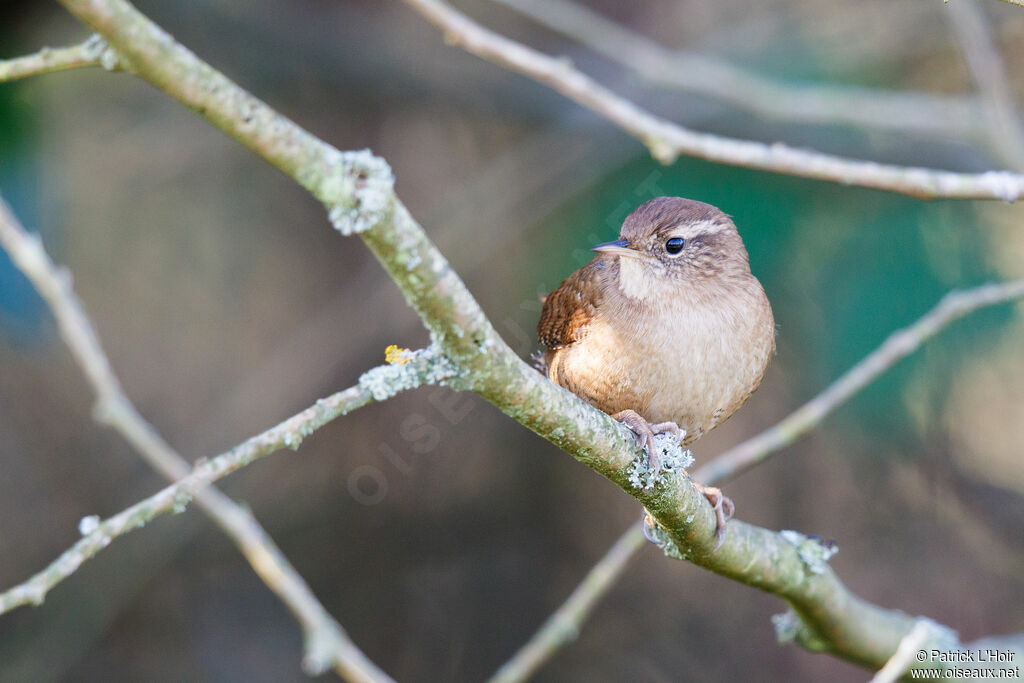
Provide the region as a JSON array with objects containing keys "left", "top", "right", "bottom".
[{"left": 665, "top": 237, "right": 685, "bottom": 255}]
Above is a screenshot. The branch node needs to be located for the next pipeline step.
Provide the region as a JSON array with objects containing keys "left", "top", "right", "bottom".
[
  {"left": 642, "top": 515, "right": 689, "bottom": 561},
  {"left": 172, "top": 488, "right": 194, "bottom": 515},
  {"left": 77, "top": 515, "right": 101, "bottom": 536},
  {"left": 301, "top": 625, "right": 342, "bottom": 676},
  {"left": 357, "top": 345, "right": 460, "bottom": 401},
  {"left": 323, "top": 149, "right": 395, "bottom": 235},
  {"left": 282, "top": 431, "right": 304, "bottom": 451},
  {"left": 644, "top": 136, "right": 679, "bottom": 165},
  {"left": 771, "top": 609, "right": 828, "bottom": 652},
  {"left": 384, "top": 344, "right": 416, "bottom": 365},
  {"left": 23, "top": 584, "right": 47, "bottom": 607},
  {"left": 779, "top": 530, "right": 839, "bottom": 575},
  {"left": 82, "top": 33, "right": 121, "bottom": 72}
]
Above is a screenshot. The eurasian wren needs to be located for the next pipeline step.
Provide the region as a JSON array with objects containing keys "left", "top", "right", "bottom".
[{"left": 538, "top": 196, "right": 775, "bottom": 543}]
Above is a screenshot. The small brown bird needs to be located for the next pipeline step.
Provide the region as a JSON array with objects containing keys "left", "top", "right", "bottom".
[{"left": 538, "top": 197, "right": 775, "bottom": 542}]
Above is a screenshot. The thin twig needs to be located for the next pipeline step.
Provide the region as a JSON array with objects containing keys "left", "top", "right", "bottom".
[
  {"left": 487, "top": 279, "right": 1024, "bottom": 681},
  {"left": 493, "top": 0, "right": 983, "bottom": 141},
  {"left": 870, "top": 619, "right": 938, "bottom": 683},
  {"left": 48, "top": 0, "right": 1019, "bottom": 675},
  {"left": 0, "top": 197, "right": 397, "bottom": 682},
  {"left": 0, "top": 350, "right": 450, "bottom": 616},
  {"left": 402, "top": 0, "right": 1024, "bottom": 201},
  {"left": 945, "top": 0, "right": 1024, "bottom": 170},
  {"left": 488, "top": 523, "right": 647, "bottom": 683},
  {"left": 0, "top": 35, "right": 119, "bottom": 82},
  {"left": 699, "top": 279, "right": 1024, "bottom": 484}
]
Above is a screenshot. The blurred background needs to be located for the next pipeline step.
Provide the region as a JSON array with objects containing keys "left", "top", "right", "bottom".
[{"left": 1, "top": 0, "right": 1023, "bottom": 680}]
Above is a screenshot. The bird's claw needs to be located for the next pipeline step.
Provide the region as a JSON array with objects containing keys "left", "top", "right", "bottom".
[
  {"left": 612, "top": 410, "right": 683, "bottom": 482},
  {"left": 693, "top": 482, "right": 734, "bottom": 550},
  {"left": 612, "top": 411, "right": 732, "bottom": 548}
]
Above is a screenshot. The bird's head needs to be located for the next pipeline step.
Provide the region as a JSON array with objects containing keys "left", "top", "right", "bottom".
[{"left": 592, "top": 197, "right": 752, "bottom": 299}]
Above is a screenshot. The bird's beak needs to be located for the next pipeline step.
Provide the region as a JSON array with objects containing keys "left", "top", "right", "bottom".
[{"left": 591, "top": 238, "right": 635, "bottom": 257}]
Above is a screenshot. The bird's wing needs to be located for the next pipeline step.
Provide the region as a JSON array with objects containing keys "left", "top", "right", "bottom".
[{"left": 538, "top": 259, "right": 607, "bottom": 350}]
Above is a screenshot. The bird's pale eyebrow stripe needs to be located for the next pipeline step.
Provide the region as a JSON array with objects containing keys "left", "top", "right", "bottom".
[{"left": 666, "top": 219, "right": 728, "bottom": 239}]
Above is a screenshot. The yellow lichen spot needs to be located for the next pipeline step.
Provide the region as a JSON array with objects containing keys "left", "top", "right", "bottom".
[{"left": 385, "top": 344, "right": 413, "bottom": 365}]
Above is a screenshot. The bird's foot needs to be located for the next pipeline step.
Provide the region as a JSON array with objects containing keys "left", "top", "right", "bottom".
[
  {"left": 612, "top": 409, "right": 683, "bottom": 483},
  {"left": 692, "top": 482, "right": 734, "bottom": 550}
]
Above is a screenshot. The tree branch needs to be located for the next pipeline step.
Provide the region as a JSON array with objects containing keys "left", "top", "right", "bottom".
[
  {"left": 0, "top": 35, "right": 119, "bottom": 82},
  {"left": 700, "top": 279, "right": 1024, "bottom": 483},
  {"left": 0, "top": 197, "right": 404, "bottom": 681},
  {"left": 44, "top": 0, "right": 1023, "bottom": 675},
  {"left": 945, "top": 0, "right": 1024, "bottom": 170},
  {"left": 493, "top": 0, "right": 984, "bottom": 141},
  {"left": 870, "top": 619, "right": 936, "bottom": 683},
  {"left": 491, "top": 278, "right": 1024, "bottom": 680},
  {"left": 401, "top": 0, "right": 1024, "bottom": 201},
  {"left": 0, "top": 349, "right": 452, "bottom": 617},
  {"left": 488, "top": 522, "right": 647, "bottom": 683}
]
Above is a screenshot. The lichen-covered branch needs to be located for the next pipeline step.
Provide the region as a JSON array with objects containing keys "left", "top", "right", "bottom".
[
  {"left": 945, "top": 0, "right": 1024, "bottom": 170},
  {"left": 48, "top": 0, "right": 1023, "bottom": 675},
  {"left": 494, "top": 0, "right": 983, "bottom": 141},
  {"left": 488, "top": 522, "right": 647, "bottom": 683},
  {"left": 0, "top": 34, "right": 120, "bottom": 82},
  {"left": 0, "top": 349, "right": 451, "bottom": 619},
  {"left": 0, "top": 196, "right": 411, "bottom": 681},
  {"left": 494, "top": 278, "right": 1024, "bottom": 681},
  {"left": 402, "top": 0, "right": 1024, "bottom": 201}
]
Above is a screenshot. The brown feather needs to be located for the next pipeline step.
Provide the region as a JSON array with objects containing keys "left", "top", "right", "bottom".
[{"left": 537, "top": 257, "right": 611, "bottom": 350}]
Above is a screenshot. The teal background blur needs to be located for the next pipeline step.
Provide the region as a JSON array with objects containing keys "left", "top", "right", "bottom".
[{"left": 1, "top": 1, "right": 1023, "bottom": 681}]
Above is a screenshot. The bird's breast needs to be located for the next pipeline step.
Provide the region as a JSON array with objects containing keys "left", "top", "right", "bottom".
[{"left": 549, "top": 282, "right": 773, "bottom": 443}]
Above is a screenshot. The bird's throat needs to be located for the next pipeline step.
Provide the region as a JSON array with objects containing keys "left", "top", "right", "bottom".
[{"left": 615, "top": 256, "right": 663, "bottom": 301}]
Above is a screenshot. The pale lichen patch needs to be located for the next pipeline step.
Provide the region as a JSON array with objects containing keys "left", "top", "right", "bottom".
[
  {"left": 643, "top": 517, "right": 688, "bottom": 561},
  {"left": 78, "top": 515, "right": 101, "bottom": 536},
  {"left": 83, "top": 34, "right": 122, "bottom": 72},
  {"left": 780, "top": 530, "right": 838, "bottom": 575},
  {"left": 323, "top": 149, "right": 395, "bottom": 235},
  {"left": 628, "top": 432, "right": 694, "bottom": 490},
  {"left": 357, "top": 345, "right": 460, "bottom": 401}
]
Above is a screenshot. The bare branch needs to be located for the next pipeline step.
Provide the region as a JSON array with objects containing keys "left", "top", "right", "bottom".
[
  {"left": 488, "top": 522, "right": 646, "bottom": 683},
  {"left": 699, "top": 279, "right": 1024, "bottom": 484},
  {"left": 402, "top": 0, "right": 1024, "bottom": 201},
  {"left": 0, "top": 35, "right": 119, "bottom": 82},
  {"left": 0, "top": 197, "right": 399, "bottom": 681},
  {"left": 47, "top": 0, "right": 1021, "bottom": 675},
  {"left": 945, "top": 0, "right": 1024, "bottom": 169},
  {"left": 870, "top": 619, "right": 938, "bottom": 683},
  {"left": 494, "top": 0, "right": 983, "bottom": 141},
  {"left": 0, "top": 349, "right": 451, "bottom": 618}
]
